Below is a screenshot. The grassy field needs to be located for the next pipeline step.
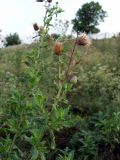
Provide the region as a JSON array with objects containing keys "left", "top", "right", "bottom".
[{"left": 0, "top": 37, "right": 120, "bottom": 159}]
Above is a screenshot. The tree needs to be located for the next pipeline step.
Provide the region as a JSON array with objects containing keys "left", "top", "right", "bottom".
[
  {"left": 72, "top": 1, "right": 107, "bottom": 34},
  {"left": 4, "top": 33, "right": 21, "bottom": 47}
]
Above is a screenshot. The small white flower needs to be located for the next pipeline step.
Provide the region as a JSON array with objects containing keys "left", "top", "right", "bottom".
[{"left": 70, "top": 75, "right": 78, "bottom": 84}]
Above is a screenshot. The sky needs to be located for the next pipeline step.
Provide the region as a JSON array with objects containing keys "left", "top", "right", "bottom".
[{"left": 0, "top": 0, "right": 120, "bottom": 42}]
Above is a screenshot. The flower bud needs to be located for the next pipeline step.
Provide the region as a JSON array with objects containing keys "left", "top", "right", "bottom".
[
  {"left": 54, "top": 42, "right": 63, "bottom": 55},
  {"left": 36, "top": 0, "right": 44, "bottom": 2},
  {"left": 33, "top": 23, "right": 39, "bottom": 31},
  {"left": 47, "top": 0, "right": 52, "bottom": 3}
]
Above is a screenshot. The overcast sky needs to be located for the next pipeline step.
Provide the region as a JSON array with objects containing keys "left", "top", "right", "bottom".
[{"left": 0, "top": 0, "right": 120, "bottom": 42}]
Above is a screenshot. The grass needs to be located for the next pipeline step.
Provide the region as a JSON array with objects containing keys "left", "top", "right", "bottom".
[{"left": 0, "top": 38, "right": 119, "bottom": 93}]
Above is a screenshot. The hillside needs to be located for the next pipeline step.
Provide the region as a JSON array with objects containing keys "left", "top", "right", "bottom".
[{"left": 0, "top": 37, "right": 120, "bottom": 159}]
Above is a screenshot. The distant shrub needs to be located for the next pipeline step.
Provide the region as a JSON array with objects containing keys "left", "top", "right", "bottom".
[{"left": 4, "top": 33, "right": 21, "bottom": 47}]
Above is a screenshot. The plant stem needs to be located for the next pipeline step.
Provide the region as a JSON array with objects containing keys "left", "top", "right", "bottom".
[
  {"left": 58, "top": 55, "right": 61, "bottom": 88},
  {"left": 53, "top": 56, "right": 62, "bottom": 108},
  {"left": 66, "top": 33, "right": 78, "bottom": 76}
]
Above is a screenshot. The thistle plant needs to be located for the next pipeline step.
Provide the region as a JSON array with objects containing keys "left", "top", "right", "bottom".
[
  {"left": 32, "top": 1, "right": 91, "bottom": 109},
  {"left": 32, "top": 1, "right": 64, "bottom": 87},
  {"left": 0, "top": 1, "right": 92, "bottom": 159}
]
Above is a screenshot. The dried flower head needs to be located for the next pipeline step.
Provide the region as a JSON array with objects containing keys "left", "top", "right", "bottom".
[
  {"left": 36, "top": 0, "right": 44, "bottom": 2},
  {"left": 68, "top": 75, "right": 78, "bottom": 84},
  {"left": 33, "top": 23, "right": 39, "bottom": 31},
  {"left": 70, "top": 75, "right": 78, "bottom": 84},
  {"left": 47, "top": 0, "right": 52, "bottom": 3},
  {"left": 76, "top": 33, "right": 91, "bottom": 46},
  {"left": 54, "top": 42, "right": 63, "bottom": 55}
]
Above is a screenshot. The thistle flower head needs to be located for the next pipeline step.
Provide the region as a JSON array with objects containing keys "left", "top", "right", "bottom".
[
  {"left": 76, "top": 33, "right": 91, "bottom": 46},
  {"left": 36, "top": 0, "right": 44, "bottom": 2},
  {"left": 33, "top": 23, "right": 39, "bottom": 31},
  {"left": 47, "top": 0, "right": 52, "bottom": 3},
  {"left": 54, "top": 42, "right": 63, "bottom": 56}
]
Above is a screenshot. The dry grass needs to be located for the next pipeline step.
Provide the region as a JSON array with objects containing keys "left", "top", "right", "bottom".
[{"left": 0, "top": 37, "right": 120, "bottom": 97}]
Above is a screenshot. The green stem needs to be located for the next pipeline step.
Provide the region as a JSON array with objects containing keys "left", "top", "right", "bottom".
[
  {"left": 53, "top": 56, "right": 62, "bottom": 108},
  {"left": 58, "top": 55, "right": 61, "bottom": 88},
  {"left": 37, "top": 3, "right": 51, "bottom": 71},
  {"left": 53, "top": 85, "right": 62, "bottom": 108}
]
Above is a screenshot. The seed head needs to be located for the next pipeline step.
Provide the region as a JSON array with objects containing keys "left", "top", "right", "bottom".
[
  {"left": 47, "top": 0, "right": 52, "bottom": 3},
  {"left": 69, "top": 75, "right": 78, "bottom": 84},
  {"left": 54, "top": 42, "right": 63, "bottom": 56},
  {"left": 33, "top": 23, "right": 39, "bottom": 31},
  {"left": 76, "top": 33, "right": 91, "bottom": 46},
  {"left": 36, "top": 0, "right": 44, "bottom": 2}
]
